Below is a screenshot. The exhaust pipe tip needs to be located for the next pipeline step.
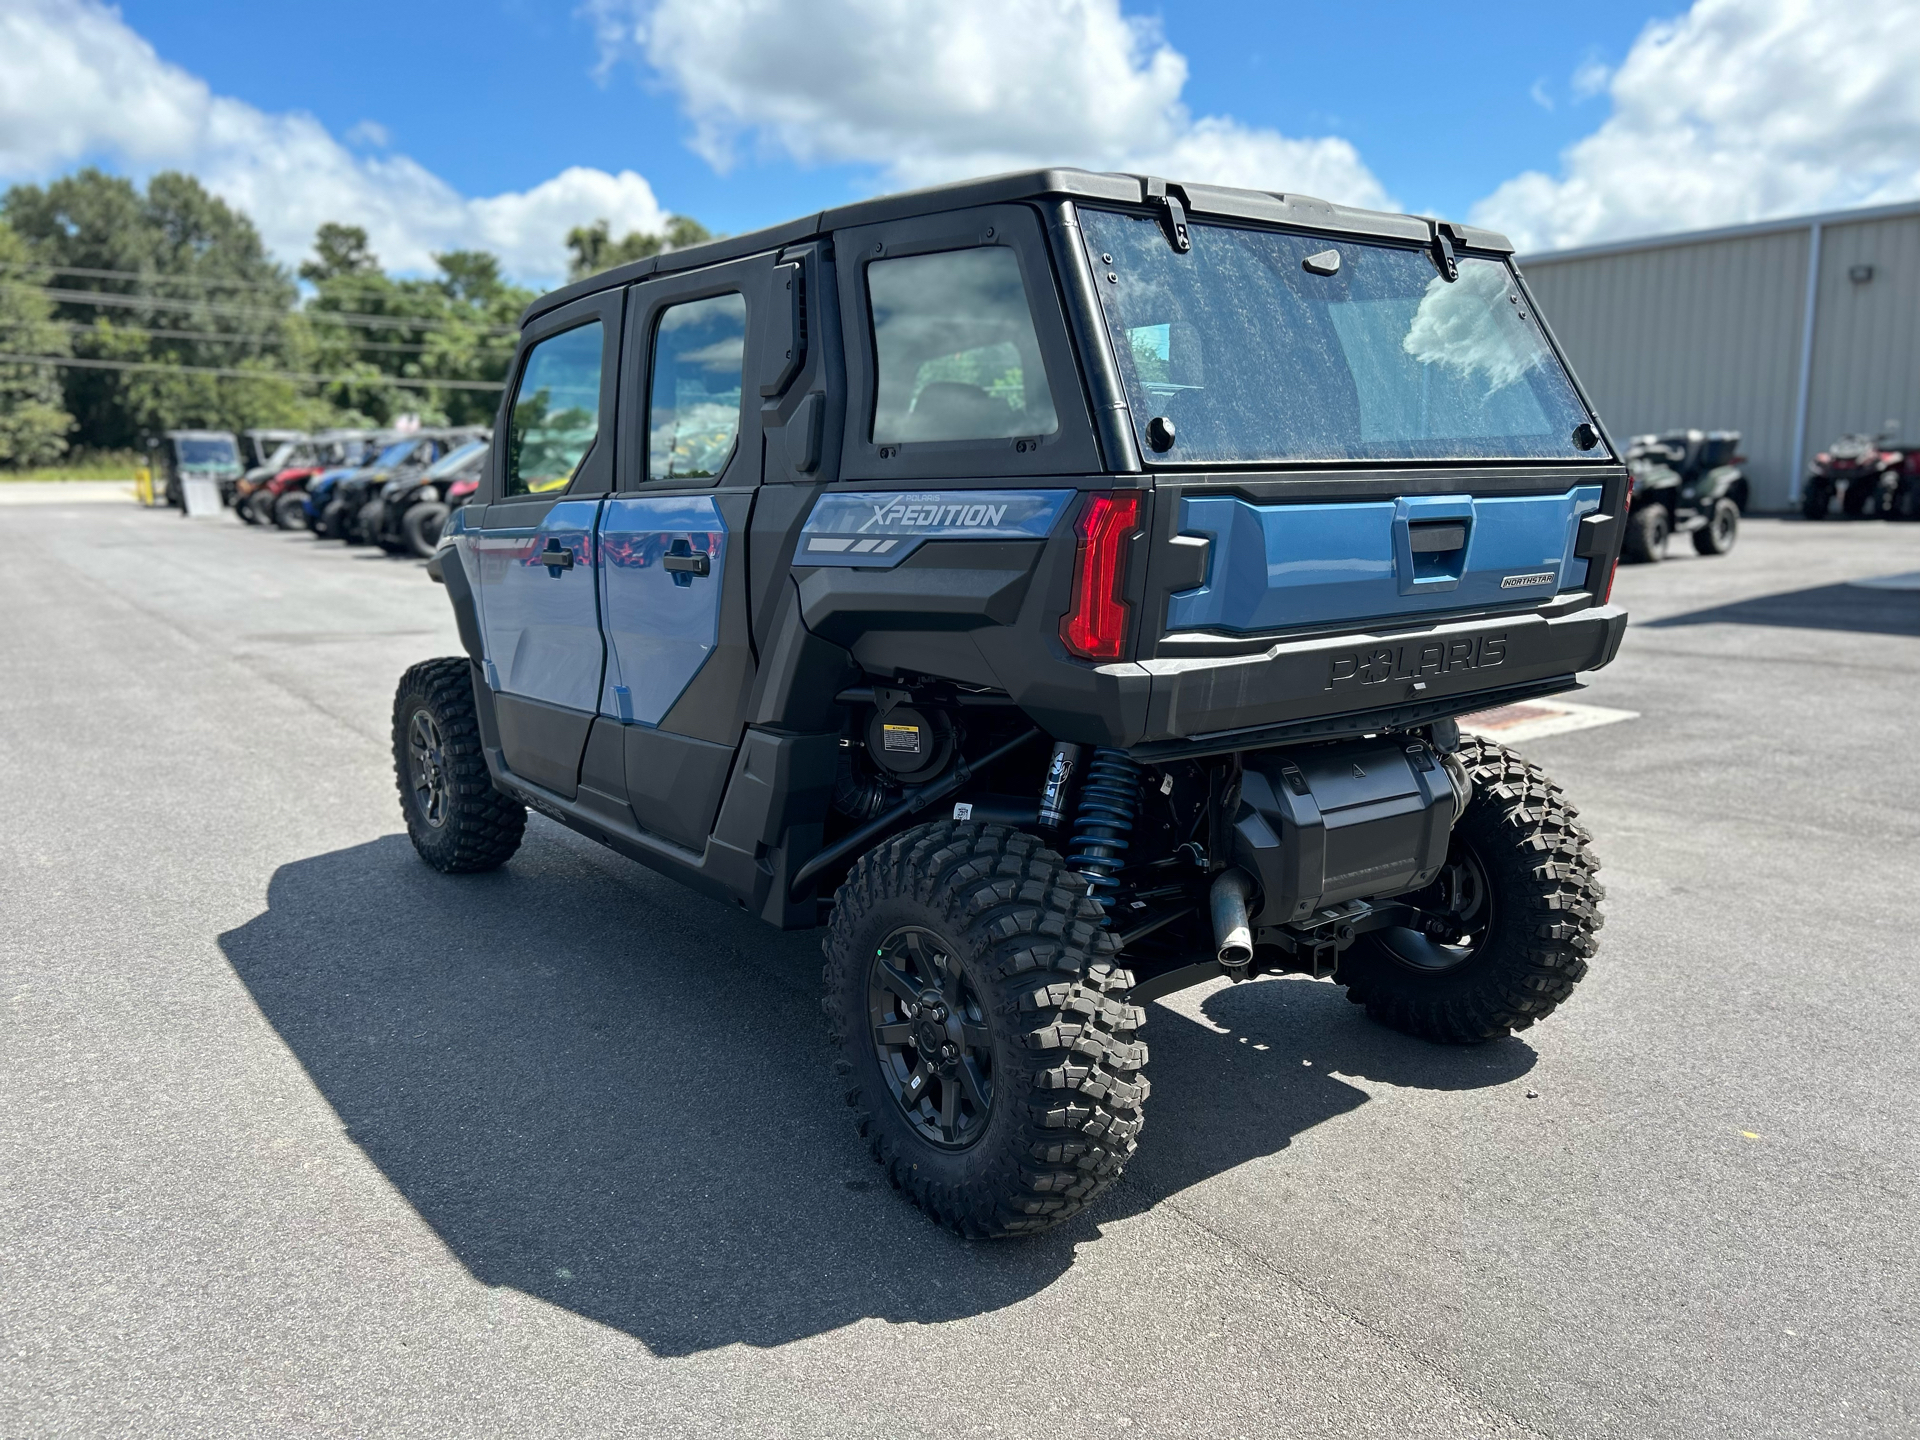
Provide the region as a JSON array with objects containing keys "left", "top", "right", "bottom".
[{"left": 1209, "top": 868, "right": 1257, "bottom": 970}]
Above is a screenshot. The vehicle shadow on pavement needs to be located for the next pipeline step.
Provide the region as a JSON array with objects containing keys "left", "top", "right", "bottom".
[
  {"left": 1643, "top": 580, "right": 1920, "bottom": 636},
  {"left": 219, "top": 828, "right": 1532, "bottom": 1357}
]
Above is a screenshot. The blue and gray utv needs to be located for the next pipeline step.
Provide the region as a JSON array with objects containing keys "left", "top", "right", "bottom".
[{"left": 392, "top": 169, "right": 1628, "bottom": 1237}]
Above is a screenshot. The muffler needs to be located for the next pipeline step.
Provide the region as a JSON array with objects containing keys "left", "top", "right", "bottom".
[{"left": 1209, "top": 868, "right": 1256, "bottom": 971}]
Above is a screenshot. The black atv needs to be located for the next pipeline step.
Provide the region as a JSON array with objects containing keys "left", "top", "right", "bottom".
[
  {"left": 1802, "top": 430, "right": 1900, "bottom": 519},
  {"left": 1621, "top": 430, "right": 1748, "bottom": 562},
  {"left": 392, "top": 169, "right": 1627, "bottom": 1238},
  {"left": 372, "top": 438, "right": 489, "bottom": 557}
]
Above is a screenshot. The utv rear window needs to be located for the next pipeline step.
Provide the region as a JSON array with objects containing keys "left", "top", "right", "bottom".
[
  {"left": 1079, "top": 210, "right": 1595, "bottom": 464},
  {"left": 868, "top": 247, "right": 1059, "bottom": 445}
]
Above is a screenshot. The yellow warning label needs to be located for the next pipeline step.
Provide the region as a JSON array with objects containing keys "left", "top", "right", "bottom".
[{"left": 882, "top": 723, "right": 922, "bottom": 753}]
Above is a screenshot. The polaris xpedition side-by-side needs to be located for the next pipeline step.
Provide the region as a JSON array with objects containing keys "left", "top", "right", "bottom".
[{"left": 393, "top": 169, "right": 1629, "bottom": 1238}]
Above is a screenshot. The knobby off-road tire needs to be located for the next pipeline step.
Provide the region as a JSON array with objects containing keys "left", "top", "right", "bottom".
[
  {"left": 273, "top": 491, "right": 310, "bottom": 530},
  {"left": 1336, "top": 737, "right": 1603, "bottom": 1044},
  {"left": 1692, "top": 497, "right": 1740, "bottom": 555},
  {"left": 392, "top": 657, "right": 526, "bottom": 873},
  {"left": 1622, "top": 504, "right": 1668, "bottom": 562},
  {"left": 1801, "top": 486, "right": 1832, "bottom": 520},
  {"left": 823, "top": 822, "right": 1149, "bottom": 1238},
  {"left": 404, "top": 501, "right": 450, "bottom": 558}
]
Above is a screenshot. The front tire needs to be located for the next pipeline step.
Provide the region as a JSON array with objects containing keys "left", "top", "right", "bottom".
[
  {"left": 823, "top": 822, "right": 1148, "bottom": 1237},
  {"left": 1622, "top": 504, "right": 1668, "bottom": 562},
  {"left": 403, "top": 501, "right": 450, "bottom": 558},
  {"left": 272, "top": 492, "right": 309, "bottom": 530},
  {"left": 1692, "top": 497, "right": 1739, "bottom": 555},
  {"left": 392, "top": 657, "right": 526, "bottom": 873},
  {"left": 1336, "top": 738, "right": 1603, "bottom": 1044}
]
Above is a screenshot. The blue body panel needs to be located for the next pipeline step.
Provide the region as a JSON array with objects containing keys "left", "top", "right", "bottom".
[
  {"left": 796, "top": 489, "right": 1072, "bottom": 568},
  {"left": 1168, "top": 486, "right": 1602, "bottom": 634},
  {"left": 469, "top": 499, "right": 605, "bottom": 712},
  {"left": 597, "top": 496, "right": 728, "bottom": 725}
]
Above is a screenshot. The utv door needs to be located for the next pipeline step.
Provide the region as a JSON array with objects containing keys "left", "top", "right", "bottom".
[
  {"left": 470, "top": 290, "right": 623, "bottom": 798},
  {"left": 591, "top": 257, "right": 775, "bottom": 851}
]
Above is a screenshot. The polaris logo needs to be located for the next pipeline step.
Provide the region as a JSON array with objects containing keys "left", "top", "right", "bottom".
[
  {"left": 1501, "top": 571, "right": 1557, "bottom": 589},
  {"left": 1326, "top": 633, "right": 1508, "bottom": 690}
]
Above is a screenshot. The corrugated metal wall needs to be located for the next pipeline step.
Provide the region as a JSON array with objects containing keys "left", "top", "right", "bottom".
[
  {"left": 1522, "top": 230, "right": 1809, "bottom": 509},
  {"left": 1807, "top": 214, "right": 1920, "bottom": 460}
]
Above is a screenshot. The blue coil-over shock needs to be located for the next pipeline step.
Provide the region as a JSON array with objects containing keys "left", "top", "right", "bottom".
[{"left": 1066, "top": 747, "right": 1141, "bottom": 920}]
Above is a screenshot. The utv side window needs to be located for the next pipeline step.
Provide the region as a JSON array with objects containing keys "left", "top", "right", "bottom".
[
  {"left": 868, "top": 247, "right": 1059, "bottom": 445},
  {"left": 505, "top": 321, "right": 604, "bottom": 497},
  {"left": 648, "top": 292, "right": 747, "bottom": 481}
]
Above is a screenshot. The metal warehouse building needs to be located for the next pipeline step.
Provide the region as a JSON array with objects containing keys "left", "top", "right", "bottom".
[{"left": 1519, "top": 200, "right": 1920, "bottom": 511}]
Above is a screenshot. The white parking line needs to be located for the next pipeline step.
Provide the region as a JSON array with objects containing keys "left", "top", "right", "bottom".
[{"left": 1460, "top": 698, "right": 1640, "bottom": 744}]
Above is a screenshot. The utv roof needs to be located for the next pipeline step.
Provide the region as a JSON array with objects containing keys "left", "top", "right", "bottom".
[{"left": 524, "top": 167, "right": 1514, "bottom": 326}]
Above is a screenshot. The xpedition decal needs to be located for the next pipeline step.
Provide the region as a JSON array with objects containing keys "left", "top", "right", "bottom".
[{"left": 795, "top": 489, "right": 1072, "bottom": 568}]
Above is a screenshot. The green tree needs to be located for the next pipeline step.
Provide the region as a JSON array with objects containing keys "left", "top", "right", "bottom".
[
  {"left": 300, "top": 232, "right": 532, "bottom": 428},
  {"left": 0, "top": 220, "right": 75, "bottom": 467},
  {"left": 565, "top": 214, "right": 713, "bottom": 282},
  {"left": 1, "top": 169, "right": 299, "bottom": 447}
]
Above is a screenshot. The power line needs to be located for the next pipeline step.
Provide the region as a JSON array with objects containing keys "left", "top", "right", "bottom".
[
  {"left": 1, "top": 282, "right": 521, "bottom": 336},
  {"left": 0, "top": 351, "right": 505, "bottom": 392},
  {"left": 2, "top": 316, "right": 514, "bottom": 357},
  {"left": 0, "top": 259, "right": 520, "bottom": 303}
]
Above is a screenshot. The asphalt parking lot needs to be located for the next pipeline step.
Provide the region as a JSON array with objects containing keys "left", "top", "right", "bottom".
[{"left": 3, "top": 501, "right": 1916, "bottom": 1439}]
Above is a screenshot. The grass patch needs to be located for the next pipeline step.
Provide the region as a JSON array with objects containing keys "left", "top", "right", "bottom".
[{"left": 0, "top": 451, "right": 148, "bottom": 482}]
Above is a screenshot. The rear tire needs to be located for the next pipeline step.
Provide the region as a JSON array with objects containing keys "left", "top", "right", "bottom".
[
  {"left": 823, "top": 821, "right": 1148, "bottom": 1237},
  {"left": 392, "top": 657, "right": 526, "bottom": 873},
  {"left": 1692, "top": 497, "right": 1739, "bottom": 555},
  {"left": 272, "top": 492, "right": 309, "bottom": 530},
  {"left": 235, "top": 491, "right": 262, "bottom": 525},
  {"left": 1336, "top": 737, "right": 1603, "bottom": 1044},
  {"left": 318, "top": 499, "right": 349, "bottom": 539},
  {"left": 404, "top": 502, "right": 450, "bottom": 559},
  {"left": 1622, "top": 504, "right": 1668, "bottom": 563}
]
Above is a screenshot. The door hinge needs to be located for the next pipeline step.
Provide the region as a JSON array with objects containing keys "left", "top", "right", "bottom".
[{"left": 1144, "top": 177, "right": 1193, "bottom": 254}]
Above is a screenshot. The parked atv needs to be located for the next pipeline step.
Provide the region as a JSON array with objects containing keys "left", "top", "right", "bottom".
[
  {"left": 394, "top": 169, "right": 1626, "bottom": 1238},
  {"left": 235, "top": 431, "right": 313, "bottom": 525},
  {"left": 315, "top": 432, "right": 468, "bottom": 543},
  {"left": 270, "top": 431, "right": 381, "bottom": 530},
  {"left": 374, "top": 438, "right": 489, "bottom": 557},
  {"left": 1621, "top": 430, "right": 1748, "bottom": 562},
  {"left": 1802, "top": 429, "right": 1900, "bottom": 519}
]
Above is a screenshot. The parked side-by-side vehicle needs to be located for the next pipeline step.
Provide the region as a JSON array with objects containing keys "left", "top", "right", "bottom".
[{"left": 391, "top": 169, "right": 1628, "bottom": 1237}]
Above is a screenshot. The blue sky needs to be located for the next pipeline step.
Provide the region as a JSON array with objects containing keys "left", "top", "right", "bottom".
[
  {"left": 117, "top": 0, "right": 1660, "bottom": 237},
  {"left": 5, "top": 0, "right": 1916, "bottom": 284}
]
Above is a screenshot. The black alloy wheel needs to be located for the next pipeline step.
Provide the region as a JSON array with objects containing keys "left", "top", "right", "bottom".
[
  {"left": 406, "top": 708, "right": 451, "bottom": 829},
  {"left": 867, "top": 925, "right": 994, "bottom": 1148},
  {"left": 1371, "top": 838, "right": 1495, "bottom": 975}
]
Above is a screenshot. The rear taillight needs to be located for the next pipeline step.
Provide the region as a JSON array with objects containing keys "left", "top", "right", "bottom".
[{"left": 1060, "top": 491, "right": 1141, "bottom": 661}]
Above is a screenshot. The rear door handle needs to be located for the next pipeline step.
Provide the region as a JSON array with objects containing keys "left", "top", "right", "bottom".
[{"left": 538, "top": 540, "right": 573, "bottom": 572}]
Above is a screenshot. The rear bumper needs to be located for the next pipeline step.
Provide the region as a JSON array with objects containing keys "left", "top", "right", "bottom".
[{"left": 1135, "top": 603, "right": 1627, "bottom": 752}]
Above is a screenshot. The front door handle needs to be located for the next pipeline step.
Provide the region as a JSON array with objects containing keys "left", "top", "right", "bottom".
[
  {"left": 663, "top": 538, "right": 711, "bottom": 585},
  {"left": 538, "top": 540, "right": 574, "bottom": 573},
  {"left": 663, "top": 552, "right": 710, "bottom": 577}
]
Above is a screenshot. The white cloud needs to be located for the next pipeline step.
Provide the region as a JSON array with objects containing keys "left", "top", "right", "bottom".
[
  {"left": 0, "top": 0, "right": 670, "bottom": 283},
  {"left": 1530, "top": 79, "right": 1555, "bottom": 112},
  {"left": 1475, "top": 0, "right": 1920, "bottom": 252},
  {"left": 1569, "top": 58, "right": 1611, "bottom": 101},
  {"left": 587, "top": 0, "right": 1392, "bottom": 208}
]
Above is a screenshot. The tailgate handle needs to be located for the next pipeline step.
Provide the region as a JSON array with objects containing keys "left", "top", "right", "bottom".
[{"left": 1408, "top": 521, "right": 1466, "bottom": 554}]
